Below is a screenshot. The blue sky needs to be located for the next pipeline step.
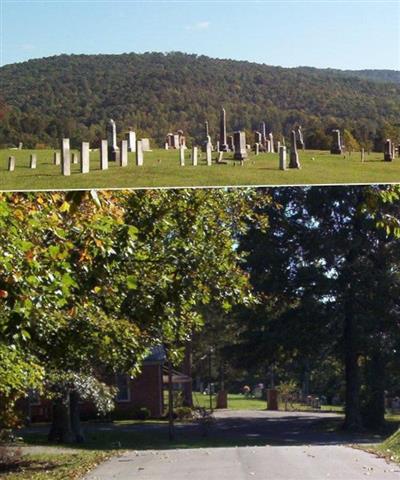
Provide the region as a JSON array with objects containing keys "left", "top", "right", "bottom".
[{"left": 1, "top": 1, "right": 399, "bottom": 70}]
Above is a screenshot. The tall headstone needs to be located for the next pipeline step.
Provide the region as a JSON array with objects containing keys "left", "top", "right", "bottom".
[
  {"left": 266, "top": 140, "right": 271, "bottom": 153},
  {"left": 100, "top": 140, "right": 108, "bottom": 170},
  {"left": 179, "top": 145, "right": 185, "bottom": 166},
  {"left": 331, "top": 129, "right": 343, "bottom": 154},
  {"left": 72, "top": 152, "right": 78, "bottom": 164},
  {"left": 107, "top": 119, "right": 120, "bottom": 161},
  {"left": 269, "top": 133, "right": 275, "bottom": 153},
  {"left": 255, "top": 143, "right": 260, "bottom": 156},
  {"left": 217, "top": 151, "right": 224, "bottom": 163},
  {"left": 279, "top": 146, "right": 287, "bottom": 170},
  {"left": 29, "top": 153, "right": 37, "bottom": 169},
  {"left": 219, "top": 107, "right": 229, "bottom": 152},
  {"left": 277, "top": 141, "right": 281, "bottom": 153},
  {"left": 120, "top": 140, "right": 128, "bottom": 167},
  {"left": 289, "top": 130, "right": 301, "bottom": 169},
  {"left": 8, "top": 156, "right": 15, "bottom": 171},
  {"left": 18, "top": 142, "right": 23, "bottom": 150},
  {"left": 233, "top": 131, "right": 248, "bottom": 160},
  {"left": 61, "top": 138, "right": 71, "bottom": 176},
  {"left": 206, "top": 142, "right": 212, "bottom": 165},
  {"left": 53, "top": 151, "right": 60, "bottom": 165},
  {"left": 297, "top": 125, "right": 305, "bottom": 150},
  {"left": 254, "top": 131, "right": 262, "bottom": 144},
  {"left": 384, "top": 139, "right": 393, "bottom": 161},
  {"left": 192, "top": 146, "right": 198, "bottom": 166},
  {"left": 81, "top": 142, "right": 90, "bottom": 173},
  {"left": 260, "top": 122, "right": 267, "bottom": 149},
  {"left": 136, "top": 140, "right": 143, "bottom": 166},
  {"left": 127, "top": 130, "right": 136, "bottom": 152}
]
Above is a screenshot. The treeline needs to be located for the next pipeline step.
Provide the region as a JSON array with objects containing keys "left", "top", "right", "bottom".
[{"left": 0, "top": 52, "right": 399, "bottom": 150}]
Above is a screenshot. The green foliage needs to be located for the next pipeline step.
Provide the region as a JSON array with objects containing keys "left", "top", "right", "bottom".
[{"left": 0, "top": 52, "right": 399, "bottom": 149}]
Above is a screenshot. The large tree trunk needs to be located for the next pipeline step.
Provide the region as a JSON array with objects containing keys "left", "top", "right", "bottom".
[
  {"left": 48, "top": 391, "right": 74, "bottom": 443},
  {"left": 70, "top": 390, "right": 85, "bottom": 443},
  {"left": 182, "top": 341, "right": 193, "bottom": 407},
  {"left": 343, "top": 292, "right": 363, "bottom": 431},
  {"left": 362, "top": 352, "right": 386, "bottom": 430}
]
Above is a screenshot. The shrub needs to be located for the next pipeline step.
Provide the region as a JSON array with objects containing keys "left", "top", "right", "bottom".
[{"left": 174, "top": 406, "right": 193, "bottom": 421}]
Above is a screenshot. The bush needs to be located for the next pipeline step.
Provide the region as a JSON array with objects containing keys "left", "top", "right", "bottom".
[{"left": 174, "top": 406, "right": 193, "bottom": 421}]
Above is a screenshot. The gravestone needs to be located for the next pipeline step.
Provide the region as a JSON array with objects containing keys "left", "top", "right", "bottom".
[
  {"left": 217, "top": 151, "right": 224, "bottom": 163},
  {"left": 179, "top": 146, "right": 185, "bottom": 166},
  {"left": 205, "top": 120, "right": 209, "bottom": 138},
  {"left": 192, "top": 146, "right": 198, "bottom": 166},
  {"left": 100, "top": 140, "right": 108, "bottom": 170},
  {"left": 206, "top": 142, "right": 212, "bottom": 165},
  {"left": 53, "top": 151, "right": 61, "bottom": 165},
  {"left": 228, "top": 135, "right": 235, "bottom": 152},
  {"left": 72, "top": 153, "right": 78, "bottom": 164},
  {"left": 165, "top": 142, "right": 169, "bottom": 150},
  {"left": 384, "top": 139, "right": 393, "bottom": 161},
  {"left": 136, "top": 140, "right": 144, "bottom": 166},
  {"left": 233, "top": 131, "right": 247, "bottom": 160},
  {"left": 120, "top": 140, "right": 128, "bottom": 167},
  {"left": 81, "top": 142, "right": 90, "bottom": 173},
  {"left": 254, "top": 131, "right": 262, "bottom": 145},
  {"left": 219, "top": 107, "right": 229, "bottom": 151},
  {"left": 127, "top": 130, "right": 136, "bottom": 152},
  {"left": 61, "top": 138, "right": 71, "bottom": 176},
  {"left": 8, "top": 156, "right": 15, "bottom": 171},
  {"left": 216, "top": 140, "right": 220, "bottom": 152},
  {"left": 29, "top": 153, "right": 37, "bottom": 169},
  {"left": 330, "top": 129, "right": 343, "bottom": 154},
  {"left": 361, "top": 148, "right": 365, "bottom": 163},
  {"left": 18, "top": 142, "right": 23, "bottom": 150},
  {"left": 277, "top": 141, "right": 281, "bottom": 153},
  {"left": 260, "top": 122, "right": 267, "bottom": 149},
  {"left": 279, "top": 145, "right": 287, "bottom": 170},
  {"left": 289, "top": 130, "right": 301, "bottom": 169},
  {"left": 266, "top": 140, "right": 271, "bottom": 153},
  {"left": 297, "top": 125, "right": 305, "bottom": 150},
  {"left": 269, "top": 133, "right": 275, "bottom": 153},
  {"left": 255, "top": 143, "right": 260, "bottom": 155},
  {"left": 107, "top": 119, "right": 120, "bottom": 161},
  {"left": 141, "top": 138, "right": 151, "bottom": 152}
]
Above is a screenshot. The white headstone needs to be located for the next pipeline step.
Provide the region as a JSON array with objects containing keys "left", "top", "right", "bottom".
[
  {"left": 81, "top": 142, "right": 90, "bottom": 173},
  {"left": 141, "top": 138, "right": 151, "bottom": 152},
  {"left": 255, "top": 143, "right": 260, "bottom": 156},
  {"left": 279, "top": 146, "right": 287, "bottom": 171},
  {"left": 206, "top": 142, "right": 212, "bottom": 166},
  {"left": 8, "top": 156, "right": 15, "bottom": 171},
  {"left": 165, "top": 142, "right": 169, "bottom": 150},
  {"left": 127, "top": 131, "right": 136, "bottom": 152},
  {"left": 29, "top": 153, "right": 37, "bottom": 169},
  {"left": 61, "top": 138, "right": 71, "bottom": 176},
  {"left": 136, "top": 140, "right": 144, "bottom": 166},
  {"left": 100, "top": 140, "right": 108, "bottom": 170},
  {"left": 179, "top": 146, "right": 185, "bottom": 166},
  {"left": 192, "top": 146, "right": 198, "bottom": 166},
  {"left": 120, "top": 140, "right": 128, "bottom": 167}
]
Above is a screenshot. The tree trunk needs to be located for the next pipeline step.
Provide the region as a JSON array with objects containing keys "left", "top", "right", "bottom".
[
  {"left": 182, "top": 341, "right": 193, "bottom": 407},
  {"left": 48, "top": 391, "right": 74, "bottom": 443},
  {"left": 70, "top": 390, "right": 85, "bottom": 443},
  {"left": 362, "top": 352, "right": 386, "bottom": 430},
  {"left": 343, "top": 297, "right": 363, "bottom": 431}
]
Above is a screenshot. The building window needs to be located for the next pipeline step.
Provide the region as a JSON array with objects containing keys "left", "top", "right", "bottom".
[{"left": 115, "top": 374, "right": 130, "bottom": 402}]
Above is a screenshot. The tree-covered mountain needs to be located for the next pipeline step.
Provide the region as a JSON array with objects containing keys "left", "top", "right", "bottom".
[{"left": 0, "top": 52, "right": 399, "bottom": 149}]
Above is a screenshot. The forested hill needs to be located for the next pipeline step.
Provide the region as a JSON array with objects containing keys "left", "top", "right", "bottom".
[{"left": 1, "top": 52, "right": 399, "bottom": 149}]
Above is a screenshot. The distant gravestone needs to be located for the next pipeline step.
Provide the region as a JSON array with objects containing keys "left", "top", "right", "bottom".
[
  {"left": 228, "top": 135, "right": 234, "bottom": 152},
  {"left": 289, "top": 130, "right": 301, "bottom": 169},
  {"left": 100, "top": 140, "right": 108, "bottom": 170},
  {"left": 8, "top": 156, "right": 15, "bottom": 171},
  {"left": 61, "top": 138, "right": 71, "bottom": 176},
  {"left": 179, "top": 146, "right": 185, "bottom": 166},
  {"left": 279, "top": 146, "right": 287, "bottom": 170},
  {"left": 192, "top": 146, "right": 198, "bottom": 166},
  {"left": 384, "top": 139, "right": 393, "bottom": 161},
  {"left": 72, "top": 152, "right": 79, "bottom": 164},
  {"left": 217, "top": 151, "right": 224, "bottom": 163},
  {"left": 141, "top": 138, "right": 151, "bottom": 152},
  {"left": 361, "top": 148, "right": 365, "bottom": 163},
  {"left": 29, "top": 153, "right": 37, "bottom": 169},
  {"left": 127, "top": 130, "right": 136, "bottom": 152},
  {"left": 266, "top": 140, "right": 271, "bottom": 153},
  {"left": 254, "top": 131, "right": 262, "bottom": 145},
  {"left": 81, "top": 142, "right": 90, "bottom": 173},
  {"left": 297, "top": 125, "right": 305, "bottom": 150},
  {"left": 206, "top": 142, "right": 212, "bottom": 165},
  {"left": 331, "top": 129, "right": 343, "bottom": 154},
  {"left": 255, "top": 143, "right": 260, "bottom": 156},
  {"left": 120, "top": 140, "right": 128, "bottom": 167},
  {"left": 136, "top": 140, "right": 144, "bottom": 166},
  {"left": 53, "top": 151, "right": 61, "bottom": 165},
  {"left": 277, "top": 141, "right": 281, "bottom": 153},
  {"left": 260, "top": 122, "right": 267, "bottom": 149},
  {"left": 107, "top": 119, "right": 120, "bottom": 161},
  {"left": 233, "top": 131, "right": 247, "bottom": 161},
  {"left": 165, "top": 142, "right": 169, "bottom": 150},
  {"left": 269, "top": 133, "right": 275, "bottom": 153},
  {"left": 219, "top": 107, "right": 229, "bottom": 151},
  {"left": 18, "top": 142, "right": 23, "bottom": 150}
]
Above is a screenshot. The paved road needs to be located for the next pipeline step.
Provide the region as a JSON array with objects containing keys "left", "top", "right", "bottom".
[{"left": 84, "top": 410, "right": 400, "bottom": 480}]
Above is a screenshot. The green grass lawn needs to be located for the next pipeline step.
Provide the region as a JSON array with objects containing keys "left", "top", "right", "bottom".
[{"left": 1, "top": 148, "right": 399, "bottom": 191}]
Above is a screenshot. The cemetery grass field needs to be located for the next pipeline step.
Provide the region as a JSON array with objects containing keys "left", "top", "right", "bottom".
[{"left": 1, "top": 149, "right": 400, "bottom": 191}]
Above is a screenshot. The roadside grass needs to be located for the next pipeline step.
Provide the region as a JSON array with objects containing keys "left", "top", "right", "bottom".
[
  {"left": 1, "top": 148, "right": 399, "bottom": 191},
  {"left": 0, "top": 451, "right": 109, "bottom": 480}
]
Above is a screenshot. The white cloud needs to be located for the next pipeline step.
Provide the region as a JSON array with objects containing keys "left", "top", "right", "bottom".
[{"left": 185, "top": 21, "right": 210, "bottom": 31}]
